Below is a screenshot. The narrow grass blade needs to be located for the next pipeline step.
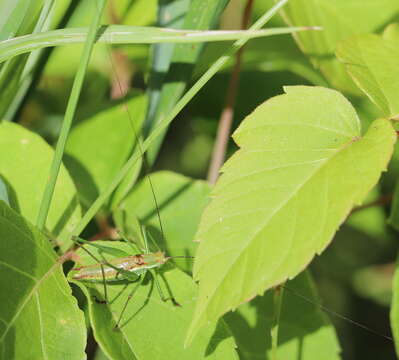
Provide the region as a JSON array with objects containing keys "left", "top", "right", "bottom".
[
  {"left": 0, "top": 25, "right": 314, "bottom": 64},
  {"left": 70, "top": 0, "right": 296, "bottom": 237},
  {"left": 36, "top": 0, "right": 106, "bottom": 229}
]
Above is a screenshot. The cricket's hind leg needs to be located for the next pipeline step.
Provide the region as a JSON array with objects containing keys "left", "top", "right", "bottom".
[{"left": 151, "top": 269, "right": 181, "bottom": 307}]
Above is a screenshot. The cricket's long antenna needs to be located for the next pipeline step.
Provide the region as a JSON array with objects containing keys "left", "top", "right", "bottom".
[
  {"left": 96, "top": 2, "right": 394, "bottom": 346},
  {"left": 99, "top": 3, "right": 166, "bottom": 245},
  {"left": 282, "top": 284, "right": 393, "bottom": 342}
]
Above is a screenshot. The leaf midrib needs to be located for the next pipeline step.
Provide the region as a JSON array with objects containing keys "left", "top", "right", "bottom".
[{"left": 195, "top": 135, "right": 359, "bottom": 320}]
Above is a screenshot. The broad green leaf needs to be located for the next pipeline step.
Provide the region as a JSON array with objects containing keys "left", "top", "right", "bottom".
[
  {"left": 384, "top": 23, "right": 399, "bottom": 42},
  {"left": 65, "top": 94, "right": 147, "bottom": 209},
  {"left": 336, "top": 30, "right": 399, "bottom": 118},
  {"left": 225, "top": 271, "right": 341, "bottom": 359},
  {"left": 117, "top": 171, "right": 211, "bottom": 273},
  {"left": 281, "top": 0, "right": 399, "bottom": 94},
  {"left": 0, "top": 201, "right": 86, "bottom": 359},
  {"left": 186, "top": 86, "right": 396, "bottom": 344},
  {"left": 0, "top": 122, "right": 81, "bottom": 248},
  {"left": 70, "top": 241, "right": 238, "bottom": 360},
  {"left": 391, "top": 256, "right": 399, "bottom": 357}
]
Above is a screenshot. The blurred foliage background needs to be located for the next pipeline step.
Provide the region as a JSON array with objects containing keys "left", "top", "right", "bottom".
[{"left": 6, "top": 0, "right": 399, "bottom": 358}]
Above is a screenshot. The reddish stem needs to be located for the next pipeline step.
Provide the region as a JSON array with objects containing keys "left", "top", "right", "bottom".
[{"left": 207, "top": 0, "right": 255, "bottom": 184}]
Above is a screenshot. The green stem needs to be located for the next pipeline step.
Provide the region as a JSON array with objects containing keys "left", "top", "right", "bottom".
[
  {"left": 36, "top": 0, "right": 107, "bottom": 229},
  {"left": 71, "top": 0, "right": 291, "bottom": 237},
  {"left": 271, "top": 285, "right": 285, "bottom": 360}
]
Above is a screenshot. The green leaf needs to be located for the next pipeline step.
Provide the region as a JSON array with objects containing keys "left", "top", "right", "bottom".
[
  {"left": 383, "top": 23, "right": 399, "bottom": 42},
  {"left": 186, "top": 86, "right": 396, "bottom": 344},
  {"left": 336, "top": 29, "right": 399, "bottom": 118},
  {"left": 281, "top": 0, "right": 399, "bottom": 94},
  {"left": 0, "top": 122, "right": 81, "bottom": 248},
  {"left": 391, "top": 256, "right": 399, "bottom": 357},
  {"left": 225, "top": 271, "right": 341, "bottom": 359},
  {"left": 0, "top": 200, "right": 86, "bottom": 359},
  {"left": 70, "top": 241, "right": 238, "bottom": 360},
  {"left": 117, "top": 171, "right": 211, "bottom": 273},
  {"left": 65, "top": 94, "right": 147, "bottom": 209}
]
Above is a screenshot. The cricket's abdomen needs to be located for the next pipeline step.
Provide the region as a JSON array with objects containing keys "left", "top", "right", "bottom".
[{"left": 72, "top": 252, "right": 167, "bottom": 281}]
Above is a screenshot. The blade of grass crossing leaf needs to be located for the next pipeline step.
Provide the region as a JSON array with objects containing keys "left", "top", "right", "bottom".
[
  {"left": 0, "top": 26, "right": 310, "bottom": 64},
  {"left": 36, "top": 0, "right": 106, "bottom": 230},
  {"left": 71, "top": 0, "right": 292, "bottom": 237}
]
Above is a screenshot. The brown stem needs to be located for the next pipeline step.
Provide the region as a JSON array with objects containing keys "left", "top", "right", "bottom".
[
  {"left": 107, "top": 0, "right": 133, "bottom": 99},
  {"left": 351, "top": 194, "right": 392, "bottom": 214},
  {"left": 207, "top": 0, "right": 255, "bottom": 184}
]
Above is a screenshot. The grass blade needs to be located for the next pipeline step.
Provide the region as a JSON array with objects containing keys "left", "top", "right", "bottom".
[
  {"left": 0, "top": 25, "right": 314, "bottom": 64},
  {"left": 70, "top": 0, "right": 295, "bottom": 237},
  {"left": 36, "top": 0, "right": 106, "bottom": 229}
]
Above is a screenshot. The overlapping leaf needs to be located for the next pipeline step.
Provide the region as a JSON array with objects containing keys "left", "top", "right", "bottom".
[
  {"left": 0, "top": 201, "right": 86, "bottom": 359},
  {"left": 0, "top": 122, "right": 81, "bottom": 248},
  {"left": 70, "top": 241, "right": 238, "bottom": 360},
  {"left": 65, "top": 94, "right": 147, "bottom": 209},
  {"left": 118, "top": 171, "right": 210, "bottom": 273},
  {"left": 281, "top": 0, "right": 399, "bottom": 94},
  {"left": 225, "top": 271, "right": 341, "bottom": 359},
  {"left": 336, "top": 26, "right": 399, "bottom": 118},
  {"left": 186, "top": 86, "right": 396, "bottom": 343}
]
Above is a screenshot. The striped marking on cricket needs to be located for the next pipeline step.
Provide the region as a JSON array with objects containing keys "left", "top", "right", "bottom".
[{"left": 72, "top": 251, "right": 168, "bottom": 281}]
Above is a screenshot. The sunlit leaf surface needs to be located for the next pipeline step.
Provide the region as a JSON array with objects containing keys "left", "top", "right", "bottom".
[
  {"left": 65, "top": 94, "right": 147, "bottom": 209},
  {"left": 70, "top": 241, "right": 238, "bottom": 360},
  {"left": 187, "top": 86, "right": 396, "bottom": 343},
  {"left": 0, "top": 201, "right": 86, "bottom": 359},
  {"left": 0, "top": 122, "right": 81, "bottom": 248},
  {"left": 337, "top": 28, "right": 399, "bottom": 118},
  {"left": 281, "top": 0, "right": 399, "bottom": 94}
]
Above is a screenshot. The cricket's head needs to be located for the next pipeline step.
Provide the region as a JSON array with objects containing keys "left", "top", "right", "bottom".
[{"left": 150, "top": 251, "right": 169, "bottom": 265}]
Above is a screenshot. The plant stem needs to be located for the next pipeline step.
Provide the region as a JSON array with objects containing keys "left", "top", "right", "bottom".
[
  {"left": 351, "top": 194, "right": 392, "bottom": 214},
  {"left": 36, "top": 0, "right": 107, "bottom": 229},
  {"left": 70, "top": 0, "right": 291, "bottom": 238},
  {"left": 271, "top": 285, "right": 284, "bottom": 360},
  {"left": 207, "top": 0, "right": 255, "bottom": 184}
]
